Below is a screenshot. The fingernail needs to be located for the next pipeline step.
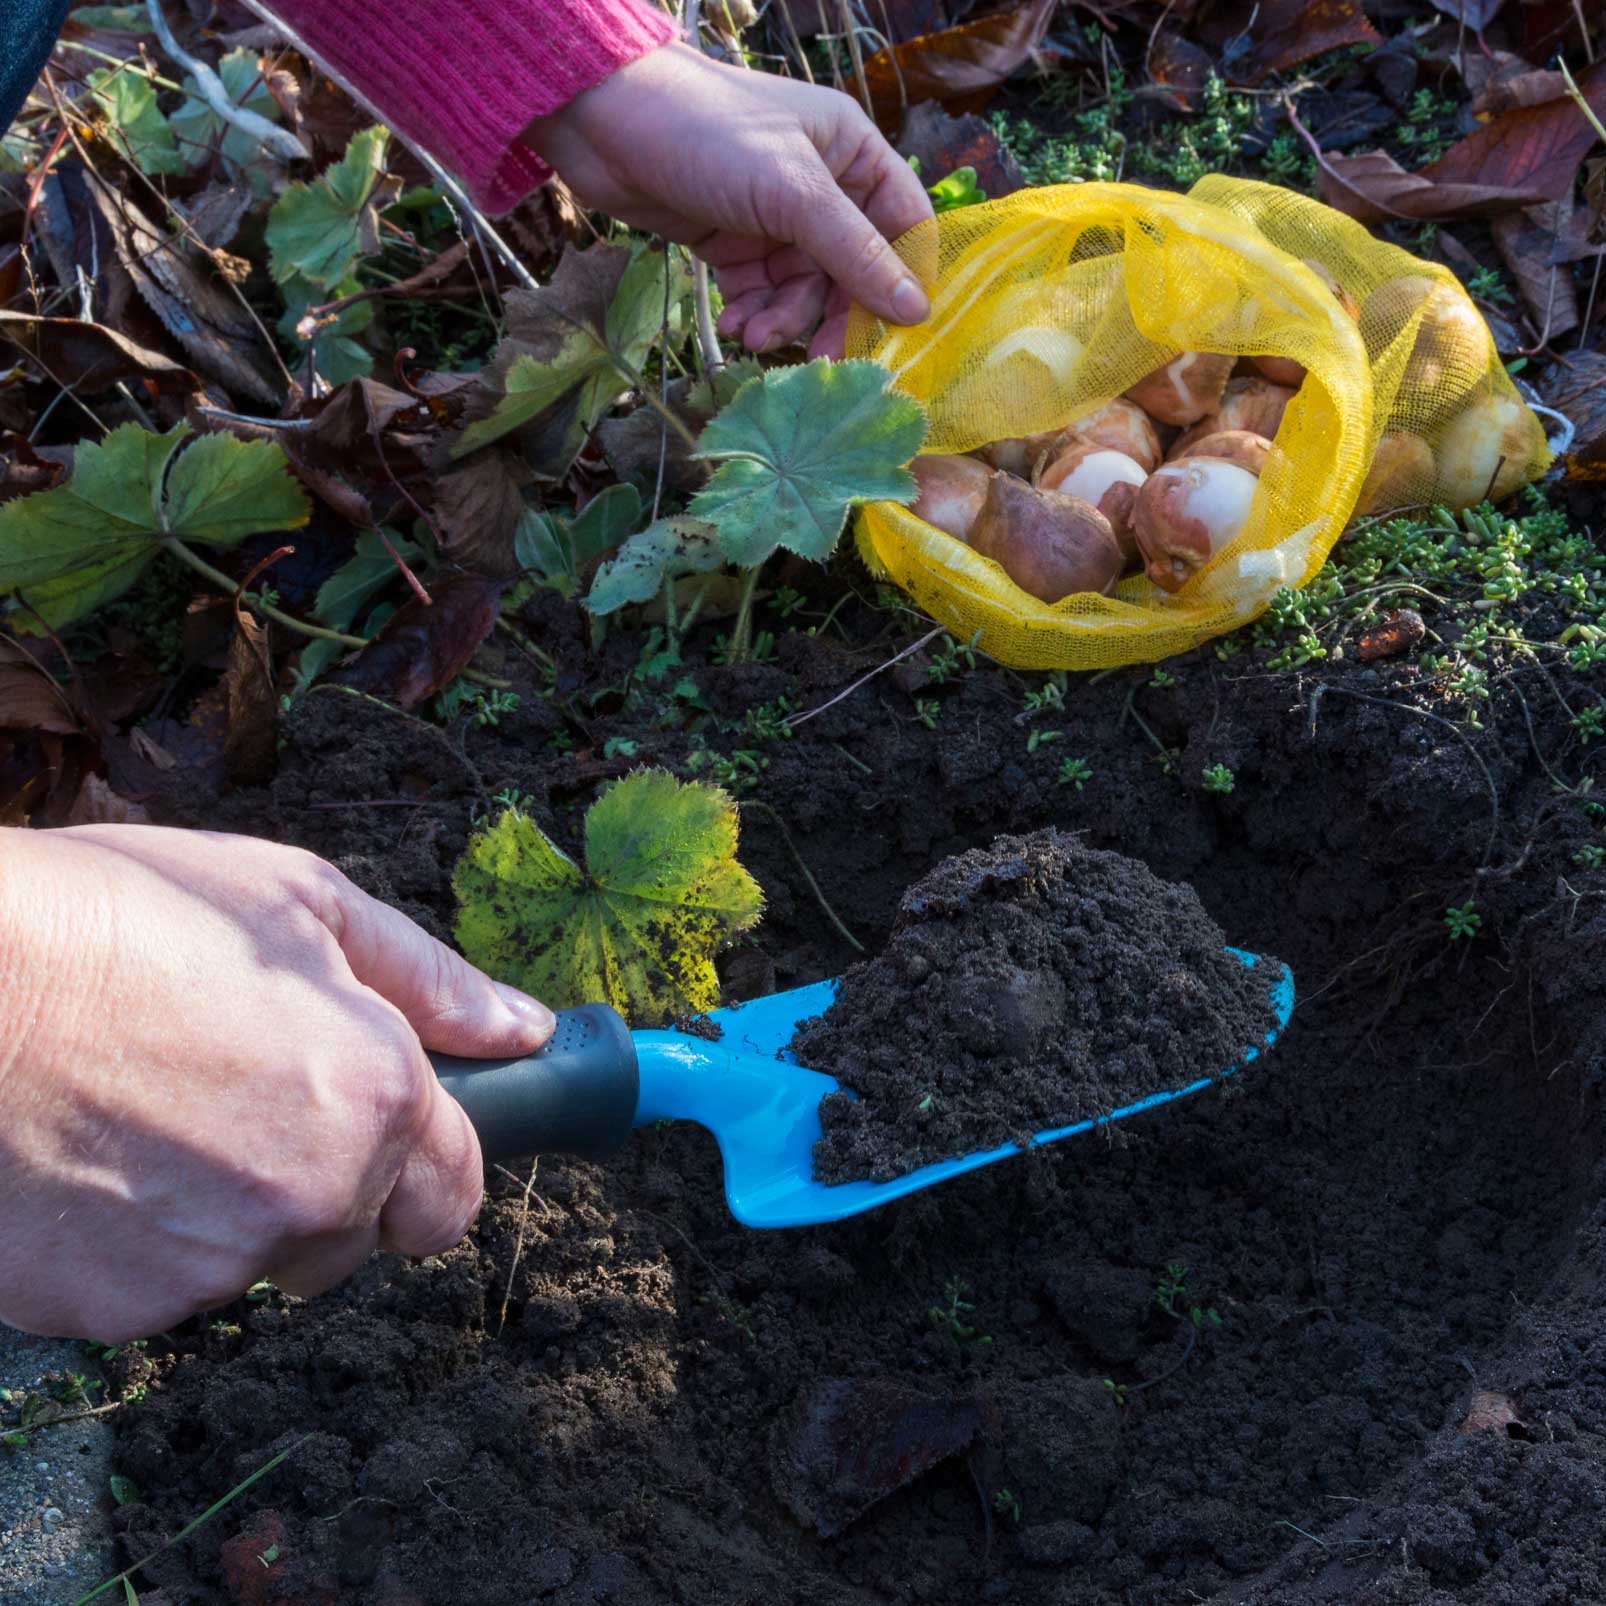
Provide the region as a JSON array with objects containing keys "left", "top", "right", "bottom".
[
  {"left": 493, "top": 982, "right": 555, "bottom": 1039},
  {"left": 891, "top": 276, "right": 929, "bottom": 325}
]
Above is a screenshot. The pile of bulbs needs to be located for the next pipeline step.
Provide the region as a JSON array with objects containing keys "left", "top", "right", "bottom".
[{"left": 909, "top": 269, "right": 1536, "bottom": 603}]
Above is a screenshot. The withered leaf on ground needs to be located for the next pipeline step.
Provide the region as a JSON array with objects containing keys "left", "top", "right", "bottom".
[
  {"left": 1319, "top": 59, "right": 1606, "bottom": 225},
  {"left": 858, "top": 0, "right": 1056, "bottom": 132},
  {"left": 293, "top": 377, "right": 433, "bottom": 476},
  {"left": 0, "top": 634, "right": 81, "bottom": 735},
  {"left": 1549, "top": 351, "right": 1606, "bottom": 480},
  {"left": 332, "top": 573, "right": 505, "bottom": 710},
  {"left": 0, "top": 310, "right": 200, "bottom": 396},
  {"left": 1198, "top": 0, "right": 1379, "bottom": 85},
  {"left": 177, "top": 183, "right": 257, "bottom": 252},
  {"left": 63, "top": 771, "right": 149, "bottom": 825},
  {"left": 0, "top": 435, "right": 66, "bottom": 505},
  {"left": 1428, "top": 0, "right": 1505, "bottom": 32},
  {"left": 222, "top": 608, "right": 278, "bottom": 785},
  {"left": 770, "top": 1377, "right": 982, "bottom": 1538},
  {"left": 897, "top": 102, "right": 1025, "bottom": 199},
  {"left": 82, "top": 169, "right": 283, "bottom": 404},
  {"left": 1147, "top": 31, "right": 1214, "bottom": 109},
  {"left": 433, "top": 453, "right": 533, "bottom": 578},
  {"left": 1491, "top": 203, "right": 1580, "bottom": 342}
]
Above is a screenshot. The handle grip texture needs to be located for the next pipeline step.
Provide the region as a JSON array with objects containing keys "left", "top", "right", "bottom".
[{"left": 430, "top": 1003, "right": 640, "bottom": 1163}]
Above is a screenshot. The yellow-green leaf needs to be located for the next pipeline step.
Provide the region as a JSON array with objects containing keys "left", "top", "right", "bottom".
[{"left": 452, "top": 770, "right": 763, "bottom": 1022}]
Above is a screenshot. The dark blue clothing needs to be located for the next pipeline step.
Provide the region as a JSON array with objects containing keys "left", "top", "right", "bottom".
[{"left": 3, "top": 0, "right": 72, "bottom": 137}]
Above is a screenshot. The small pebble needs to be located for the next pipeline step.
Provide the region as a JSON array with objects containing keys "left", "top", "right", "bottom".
[
  {"left": 42, "top": 1505, "right": 65, "bottom": 1526},
  {"left": 34, "top": 1460, "right": 49, "bottom": 1472}
]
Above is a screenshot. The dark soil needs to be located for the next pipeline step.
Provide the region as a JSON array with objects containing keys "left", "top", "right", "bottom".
[
  {"left": 798, "top": 830, "right": 1284, "bottom": 1183},
  {"left": 103, "top": 610, "right": 1606, "bottom": 1606}
]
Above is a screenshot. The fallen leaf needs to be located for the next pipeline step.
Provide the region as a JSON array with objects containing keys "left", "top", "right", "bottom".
[
  {"left": 1355, "top": 608, "right": 1426, "bottom": 661},
  {"left": 858, "top": 0, "right": 1056, "bottom": 131},
  {"left": 223, "top": 608, "right": 277, "bottom": 785},
  {"left": 64, "top": 771, "right": 149, "bottom": 825},
  {"left": 0, "top": 634, "right": 81, "bottom": 734},
  {"left": 0, "top": 310, "right": 200, "bottom": 396},
  {"left": 332, "top": 572, "right": 503, "bottom": 709},
  {"left": 898, "top": 102, "right": 1025, "bottom": 199},
  {"left": 292, "top": 377, "right": 430, "bottom": 475},
  {"left": 83, "top": 168, "right": 283, "bottom": 404},
  {"left": 0, "top": 435, "right": 66, "bottom": 506},
  {"left": 87, "top": 65, "right": 185, "bottom": 176},
  {"left": 177, "top": 183, "right": 257, "bottom": 251},
  {"left": 1147, "top": 31, "right": 1214, "bottom": 109},
  {"left": 434, "top": 454, "right": 532, "bottom": 577},
  {"left": 452, "top": 770, "right": 763, "bottom": 1020},
  {"left": 1460, "top": 1390, "right": 1525, "bottom": 1436},
  {"left": 1222, "top": 0, "right": 1380, "bottom": 85},
  {"left": 1550, "top": 351, "right": 1606, "bottom": 480},
  {"left": 1491, "top": 203, "right": 1579, "bottom": 342},
  {"left": 1318, "top": 60, "right": 1606, "bottom": 225},
  {"left": 770, "top": 1378, "right": 982, "bottom": 1537},
  {"left": 1428, "top": 0, "right": 1505, "bottom": 31}
]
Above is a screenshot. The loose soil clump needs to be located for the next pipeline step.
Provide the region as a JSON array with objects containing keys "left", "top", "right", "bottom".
[{"left": 797, "top": 830, "right": 1282, "bottom": 1183}]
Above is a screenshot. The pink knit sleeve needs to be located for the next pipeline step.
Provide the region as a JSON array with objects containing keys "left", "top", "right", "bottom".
[{"left": 272, "top": 0, "right": 678, "bottom": 214}]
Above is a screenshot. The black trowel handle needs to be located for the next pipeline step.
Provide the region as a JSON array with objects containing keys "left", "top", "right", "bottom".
[{"left": 429, "top": 1003, "right": 640, "bottom": 1163}]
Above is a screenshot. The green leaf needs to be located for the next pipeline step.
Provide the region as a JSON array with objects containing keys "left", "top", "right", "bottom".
[
  {"left": 511, "top": 509, "right": 570, "bottom": 585},
  {"left": 265, "top": 127, "right": 393, "bottom": 290},
  {"left": 452, "top": 243, "right": 689, "bottom": 463},
  {"left": 687, "top": 356, "right": 764, "bottom": 415},
  {"left": 278, "top": 274, "right": 376, "bottom": 385},
  {"left": 585, "top": 518, "right": 722, "bottom": 616},
  {"left": 170, "top": 49, "right": 282, "bottom": 177},
  {"left": 452, "top": 770, "right": 763, "bottom": 1021},
  {"left": 88, "top": 67, "right": 184, "bottom": 176},
  {"left": 0, "top": 424, "right": 310, "bottom": 628},
  {"left": 567, "top": 484, "right": 643, "bottom": 568},
  {"left": 72, "top": 6, "right": 152, "bottom": 29},
  {"left": 929, "top": 165, "right": 986, "bottom": 213},
  {"left": 314, "top": 527, "right": 420, "bottom": 632},
  {"left": 690, "top": 359, "right": 926, "bottom": 568},
  {"left": 108, "top": 1474, "right": 141, "bottom": 1506}
]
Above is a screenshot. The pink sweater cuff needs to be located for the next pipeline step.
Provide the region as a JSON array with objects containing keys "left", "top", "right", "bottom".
[{"left": 275, "top": 0, "right": 678, "bottom": 214}]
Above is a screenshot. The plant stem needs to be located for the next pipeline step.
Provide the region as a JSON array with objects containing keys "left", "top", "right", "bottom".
[
  {"left": 159, "top": 537, "right": 368, "bottom": 648},
  {"left": 729, "top": 565, "right": 763, "bottom": 660}
]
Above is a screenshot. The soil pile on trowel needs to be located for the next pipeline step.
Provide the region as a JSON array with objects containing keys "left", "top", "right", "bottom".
[{"left": 796, "top": 829, "right": 1283, "bottom": 1183}]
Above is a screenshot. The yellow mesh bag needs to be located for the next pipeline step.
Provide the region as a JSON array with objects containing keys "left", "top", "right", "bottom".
[{"left": 844, "top": 177, "right": 1552, "bottom": 671}]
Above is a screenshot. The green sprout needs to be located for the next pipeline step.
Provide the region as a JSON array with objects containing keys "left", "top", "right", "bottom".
[
  {"left": 1202, "top": 764, "right": 1236, "bottom": 794},
  {"left": 1444, "top": 901, "right": 1482, "bottom": 941}
]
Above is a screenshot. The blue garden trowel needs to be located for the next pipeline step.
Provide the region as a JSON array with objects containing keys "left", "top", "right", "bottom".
[{"left": 431, "top": 950, "right": 1294, "bottom": 1231}]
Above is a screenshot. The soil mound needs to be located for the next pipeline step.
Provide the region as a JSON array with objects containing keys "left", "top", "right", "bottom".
[{"left": 796, "top": 830, "right": 1282, "bottom": 1183}]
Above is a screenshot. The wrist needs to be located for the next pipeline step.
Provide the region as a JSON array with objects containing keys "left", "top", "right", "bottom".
[
  {"left": 521, "top": 39, "right": 690, "bottom": 172},
  {"left": 0, "top": 829, "right": 79, "bottom": 1096}
]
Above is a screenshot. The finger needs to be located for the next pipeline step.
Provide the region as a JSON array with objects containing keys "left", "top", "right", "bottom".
[
  {"left": 810, "top": 310, "right": 851, "bottom": 361},
  {"left": 843, "top": 141, "right": 935, "bottom": 247},
  {"left": 716, "top": 287, "right": 771, "bottom": 339},
  {"left": 788, "top": 173, "right": 930, "bottom": 329},
  {"left": 265, "top": 1224, "right": 380, "bottom": 1299},
  {"left": 712, "top": 258, "right": 775, "bottom": 298},
  {"left": 743, "top": 271, "right": 831, "bottom": 353},
  {"left": 378, "top": 1087, "right": 485, "bottom": 1258},
  {"left": 323, "top": 876, "right": 555, "bottom": 1058}
]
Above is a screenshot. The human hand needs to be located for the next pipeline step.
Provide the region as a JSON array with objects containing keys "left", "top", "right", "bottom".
[
  {"left": 0, "top": 825, "right": 553, "bottom": 1341},
  {"left": 523, "top": 42, "right": 933, "bottom": 359}
]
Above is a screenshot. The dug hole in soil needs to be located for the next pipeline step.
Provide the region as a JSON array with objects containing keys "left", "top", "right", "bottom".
[{"left": 106, "top": 622, "right": 1606, "bottom": 1606}]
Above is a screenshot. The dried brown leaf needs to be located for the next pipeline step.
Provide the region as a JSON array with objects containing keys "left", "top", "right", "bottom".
[
  {"left": 333, "top": 573, "right": 505, "bottom": 710},
  {"left": 0, "top": 636, "right": 82, "bottom": 735},
  {"left": 0, "top": 310, "right": 200, "bottom": 396},
  {"left": 1460, "top": 1391, "right": 1524, "bottom": 1435},
  {"left": 898, "top": 101, "right": 1025, "bottom": 198},
  {"left": 434, "top": 454, "right": 533, "bottom": 578},
  {"left": 1491, "top": 203, "right": 1580, "bottom": 342},
  {"left": 64, "top": 772, "right": 150, "bottom": 826},
  {"left": 1233, "top": 0, "right": 1381, "bottom": 85},
  {"left": 858, "top": 0, "right": 1056, "bottom": 131},
  {"left": 1550, "top": 351, "right": 1606, "bottom": 480},
  {"left": 1148, "top": 31, "right": 1214, "bottom": 109},
  {"left": 222, "top": 610, "right": 278, "bottom": 785}
]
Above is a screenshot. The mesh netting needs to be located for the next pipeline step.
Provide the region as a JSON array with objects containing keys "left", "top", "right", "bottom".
[{"left": 844, "top": 178, "right": 1551, "bottom": 671}]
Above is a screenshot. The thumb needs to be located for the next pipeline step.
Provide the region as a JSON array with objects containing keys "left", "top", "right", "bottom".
[
  {"left": 790, "top": 171, "right": 930, "bottom": 330},
  {"left": 328, "top": 878, "right": 556, "bottom": 1058}
]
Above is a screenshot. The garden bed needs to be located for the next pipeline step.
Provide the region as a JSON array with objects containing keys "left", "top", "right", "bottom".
[{"left": 103, "top": 606, "right": 1606, "bottom": 1605}]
